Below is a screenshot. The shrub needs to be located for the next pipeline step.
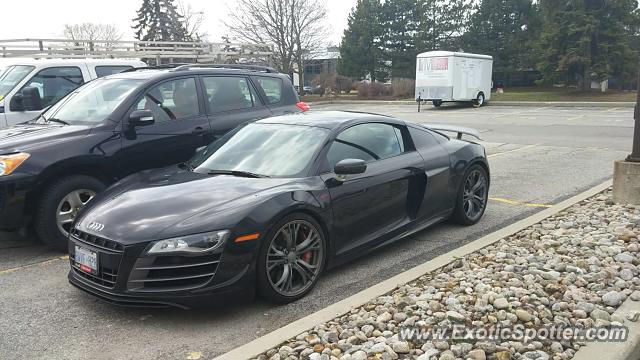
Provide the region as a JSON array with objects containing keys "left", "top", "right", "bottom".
[
  {"left": 392, "top": 78, "right": 415, "bottom": 98},
  {"left": 357, "top": 81, "right": 392, "bottom": 99}
]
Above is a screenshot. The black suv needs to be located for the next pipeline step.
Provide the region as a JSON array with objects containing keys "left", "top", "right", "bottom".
[{"left": 0, "top": 64, "right": 308, "bottom": 249}]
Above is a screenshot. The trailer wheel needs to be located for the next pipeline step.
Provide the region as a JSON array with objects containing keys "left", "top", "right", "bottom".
[
  {"left": 473, "top": 92, "right": 485, "bottom": 107},
  {"left": 433, "top": 100, "right": 443, "bottom": 107}
]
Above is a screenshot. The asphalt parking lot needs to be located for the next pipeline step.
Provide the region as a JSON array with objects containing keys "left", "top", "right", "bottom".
[{"left": 0, "top": 104, "right": 634, "bottom": 359}]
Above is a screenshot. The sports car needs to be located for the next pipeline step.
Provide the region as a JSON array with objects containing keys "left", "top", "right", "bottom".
[{"left": 68, "top": 111, "right": 489, "bottom": 308}]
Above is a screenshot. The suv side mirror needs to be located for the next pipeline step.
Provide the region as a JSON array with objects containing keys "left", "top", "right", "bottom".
[
  {"left": 334, "top": 158, "right": 367, "bottom": 181},
  {"left": 129, "top": 110, "right": 155, "bottom": 127},
  {"left": 10, "top": 86, "right": 42, "bottom": 112}
]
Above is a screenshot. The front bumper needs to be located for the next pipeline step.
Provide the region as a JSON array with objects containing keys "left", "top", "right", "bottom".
[
  {"left": 0, "top": 173, "right": 36, "bottom": 230},
  {"left": 68, "top": 230, "right": 257, "bottom": 309}
]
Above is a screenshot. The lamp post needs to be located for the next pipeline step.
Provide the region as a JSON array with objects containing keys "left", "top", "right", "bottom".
[{"left": 627, "top": 70, "right": 640, "bottom": 162}]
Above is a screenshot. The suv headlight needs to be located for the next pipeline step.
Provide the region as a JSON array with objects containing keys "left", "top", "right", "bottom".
[
  {"left": 0, "top": 153, "right": 30, "bottom": 176},
  {"left": 146, "top": 230, "right": 230, "bottom": 255}
]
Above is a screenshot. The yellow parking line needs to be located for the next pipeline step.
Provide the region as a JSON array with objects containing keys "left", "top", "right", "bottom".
[
  {"left": 487, "top": 143, "right": 541, "bottom": 158},
  {"left": 489, "top": 197, "right": 552, "bottom": 208},
  {"left": 0, "top": 255, "right": 68, "bottom": 275}
]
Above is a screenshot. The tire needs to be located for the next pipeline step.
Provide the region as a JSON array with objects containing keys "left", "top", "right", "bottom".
[
  {"left": 452, "top": 164, "right": 489, "bottom": 226},
  {"left": 257, "top": 213, "right": 326, "bottom": 303},
  {"left": 473, "top": 92, "right": 485, "bottom": 107},
  {"left": 433, "top": 100, "right": 443, "bottom": 107},
  {"left": 34, "top": 175, "right": 106, "bottom": 251}
]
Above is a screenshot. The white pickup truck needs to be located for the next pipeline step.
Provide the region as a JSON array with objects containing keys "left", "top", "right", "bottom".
[{"left": 0, "top": 59, "right": 145, "bottom": 128}]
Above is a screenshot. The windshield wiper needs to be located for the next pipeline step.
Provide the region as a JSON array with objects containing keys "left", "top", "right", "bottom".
[
  {"left": 46, "top": 117, "right": 69, "bottom": 125},
  {"left": 206, "top": 169, "right": 270, "bottom": 178}
]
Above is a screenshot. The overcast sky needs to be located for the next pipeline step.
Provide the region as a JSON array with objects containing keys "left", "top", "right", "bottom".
[{"left": 0, "top": 0, "right": 355, "bottom": 45}]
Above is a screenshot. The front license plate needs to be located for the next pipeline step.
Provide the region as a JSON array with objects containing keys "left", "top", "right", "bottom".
[{"left": 75, "top": 246, "right": 98, "bottom": 275}]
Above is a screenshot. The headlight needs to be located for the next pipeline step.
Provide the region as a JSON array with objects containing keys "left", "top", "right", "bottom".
[
  {"left": 146, "top": 230, "right": 230, "bottom": 255},
  {"left": 0, "top": 153, "right": 30, "bottom": 176}
]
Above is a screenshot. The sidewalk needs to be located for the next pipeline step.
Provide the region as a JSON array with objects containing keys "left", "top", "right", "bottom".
[{"left": 229, "top": 187, "right": 640, "bottom": 360}]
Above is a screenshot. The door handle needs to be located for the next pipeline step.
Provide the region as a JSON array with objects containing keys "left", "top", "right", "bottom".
[{"left": 192, "top": 127, "right": 206, "bottom": 135}]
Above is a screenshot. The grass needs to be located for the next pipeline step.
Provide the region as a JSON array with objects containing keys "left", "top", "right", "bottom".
[{"left": 301, "top": 86, "right": 638, "bottom": 103}]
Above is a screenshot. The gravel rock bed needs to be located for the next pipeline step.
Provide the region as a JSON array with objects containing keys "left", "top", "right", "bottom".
[{"left": 253, "top": 190, "right": 640, "bottom": 360}]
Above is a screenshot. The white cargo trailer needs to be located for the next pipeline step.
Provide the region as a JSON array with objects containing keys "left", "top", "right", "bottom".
[{"left": 415, "top": 51, "right": 493, "bottom": 109}]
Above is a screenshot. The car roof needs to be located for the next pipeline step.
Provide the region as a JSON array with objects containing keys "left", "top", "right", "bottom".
[
  {"left": 106, "top": 67, "right": 289, "bottom": 81},
  {"left": 256, "top": 111, "right": 402, "bottom": 130},
  {"left": 0, "top": 58, "right": 146, "bottom": 68}
]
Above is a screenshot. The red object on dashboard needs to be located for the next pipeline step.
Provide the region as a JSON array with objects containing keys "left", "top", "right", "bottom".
[{"left": 296, "top": 102, "right": 310, "bottom": 112}]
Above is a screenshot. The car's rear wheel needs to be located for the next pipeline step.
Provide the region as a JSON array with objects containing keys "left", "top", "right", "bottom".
[
  {"left": 34, "top": 175, "right": 105, "bottom": 251},
  {"left": 452, "top": 165, "right": 488, "bottom": 225},
  {"left": 257, "top": 213, "right": 326, "bottom": 303},
  {"left": 433, "top": 99, "right": 443, "bottom": 107}
]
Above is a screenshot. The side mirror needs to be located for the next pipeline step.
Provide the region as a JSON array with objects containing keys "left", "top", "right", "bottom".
[
  {"left": 10, "top": 86, "right": 42, "bottom": 112},
  {"left": 129, "top": 110, "right": 155, "bottom": 127},
  {"left": 334, "top": 158, "right": 367, "bottom": 181}
]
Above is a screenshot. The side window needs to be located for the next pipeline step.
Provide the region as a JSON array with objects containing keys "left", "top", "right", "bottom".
[
  {"left": 134, "top": 77, "right": 199, "bottom": 123},
  {"left": 255, "top": 77, "right": 282, "bottom": 104},
  {"left": 95, "top": 66, "right": 133, "bottom": 78},
  {"left": 202, "top": 76, "right": 260, "bottom": 113},
  {"left": 20, "top": 67, "right": 83, "bottom": 110},
  {"left": 327, "top": 123, "right": 404, "bottom": 169},
  {"left": 409, "top": 126, "right": 440, "bottom": 149}
]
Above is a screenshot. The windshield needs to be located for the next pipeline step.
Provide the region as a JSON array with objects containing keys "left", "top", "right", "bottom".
[
  {"left": 41, "top": 78, "right": 144, "bottom": 125},
  {"left": 192, "top": 123, "right": 329, "bottom": 178},
  {"left": 0, "top": 65, "right": 34, "bottom": 101}
]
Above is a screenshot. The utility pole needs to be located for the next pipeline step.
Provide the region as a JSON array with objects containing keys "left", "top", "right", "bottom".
[{"left": 627, "top": 70, "right": 640, "bottom": 162}]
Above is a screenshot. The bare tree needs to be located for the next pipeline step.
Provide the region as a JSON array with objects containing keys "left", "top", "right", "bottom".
[
  {"left": 225, "top": 0, "right": 328, "bottom": 91},
  {"left": 178, "top": 0, "right": 208, "bottom": 41},
  {"left": 63, "top": 23, "right": 122, "bottom": 52}
]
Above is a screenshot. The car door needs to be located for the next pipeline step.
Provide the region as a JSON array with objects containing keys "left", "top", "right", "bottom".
[
  {"left": 6, "top": 66, "right": 87, "bottom": 127},
  {"left": 116, "top": 76, "right": 212, "bottom": 176},
  {"left": 252, "top": 75, "right": 297, "bottom": 115},
  {"left": 201, "top": 75, "right": 272, "bottom": 141},
  {"left": 321, "top": 122, "right": 425, "bottom": 256}
]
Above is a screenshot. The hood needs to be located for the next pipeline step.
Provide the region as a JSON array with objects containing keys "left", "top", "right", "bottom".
[
  {"left": 76, "top": 166, "right": 296, "bottom": 244},
  {"left": 0, "top": 123, "right": 91, "bottom": 153}
]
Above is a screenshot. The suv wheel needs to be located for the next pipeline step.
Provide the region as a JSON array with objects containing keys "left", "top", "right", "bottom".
[{"left": 34, "top": 175, "right": 106, "bottom": 251}]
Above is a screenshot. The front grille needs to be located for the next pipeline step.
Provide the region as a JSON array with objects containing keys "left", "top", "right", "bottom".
[
  {"left": 127, "top": 254, "right": 221, "bottom": 292},
  {"left": 71, "top": 228, "right": 125, "bottom": 253},
  {"left": 70, "top": 258, "right": 119, "bottom": 288}
]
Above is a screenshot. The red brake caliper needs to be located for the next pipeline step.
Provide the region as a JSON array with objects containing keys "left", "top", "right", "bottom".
[{"left": 300, "top": 229, "right": 312, "bottom": 262}]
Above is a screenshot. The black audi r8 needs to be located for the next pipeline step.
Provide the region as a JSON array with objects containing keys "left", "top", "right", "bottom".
[{"left": 68, "top": 111, "right": 489, "bottom": 308}]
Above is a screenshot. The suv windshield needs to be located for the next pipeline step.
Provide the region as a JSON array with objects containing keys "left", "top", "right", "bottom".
[
  {"left": 41, "top": 78, "right": 144, "bottom": 125},
  {"left": 191, "top": 123, "right": 329, "bottom": 178},
  {"left": 0, "top": 65, "right": 34, "bottom": 101}
]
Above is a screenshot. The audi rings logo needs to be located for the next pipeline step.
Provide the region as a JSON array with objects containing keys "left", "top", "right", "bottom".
[{"left": 87, "top": 222, "right": 105, "bottom": 232}]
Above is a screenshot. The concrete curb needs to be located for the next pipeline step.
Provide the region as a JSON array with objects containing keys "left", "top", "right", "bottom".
[
  {"left": 308, "top": 100, "right": 635, "bottom": 108},
  {"left": 215, "top": 179, "right": 614, "bottom": 360},
  {"left": 572, "top": 291, "right": 640, "bottom": 360}
]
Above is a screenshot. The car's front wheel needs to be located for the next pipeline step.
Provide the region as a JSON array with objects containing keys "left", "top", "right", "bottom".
[
  {"left": 34, "top": 175, "right": 106, "bottom": 251},
  {"left": 257, "top": 213, "right": 326, "bottom": 303},
  {"left": 452, "top": 165, "right": 489, "bottom": 225}
]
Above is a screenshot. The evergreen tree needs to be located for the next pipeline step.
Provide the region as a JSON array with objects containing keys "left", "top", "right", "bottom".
[
  {"left": 337, "top": 0, "right": 384, "bottom": 81},
  {"left": 380, "top": 0, "right": 420, "bottom": 79},
  {"left": 416, "top": 0, "right": 472, "bottom": 52},
  {"left": 132, "top": 0, "right": 189, "bottom": 42},
  {"left": 537, "top": 0, "right": 639, "bottom": 90},
  {"left": 462, "top": 0, "right": 539, "bottom": 82}
]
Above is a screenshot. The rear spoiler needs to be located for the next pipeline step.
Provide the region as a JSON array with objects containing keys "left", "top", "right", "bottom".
[{"left": 420, "top": 123, "right": 482, "bottom": 140}]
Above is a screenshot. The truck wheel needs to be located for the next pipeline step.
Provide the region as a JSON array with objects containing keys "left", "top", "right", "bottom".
[
  {"left": 433, "top": 100, "right": 443, "bottom": 107},
  {"left": 34, "top": 175, "right": 106, "bottom": 251},
  {"left": 473, "top": 92, "right": 485, "bottom": 107}
]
